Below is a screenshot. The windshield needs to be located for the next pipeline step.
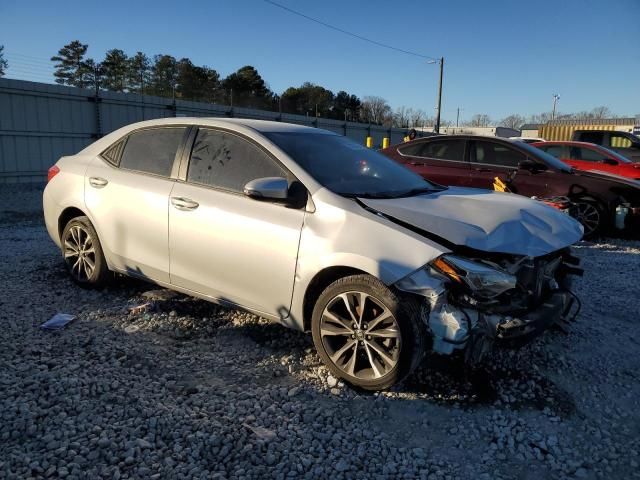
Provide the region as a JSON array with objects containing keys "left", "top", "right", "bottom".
[
  {"left": 520, "top": 142, "right": 573, "bottom": 172},
  {"left": 264, "top": 131, "right": 442, "bottom": 198}
]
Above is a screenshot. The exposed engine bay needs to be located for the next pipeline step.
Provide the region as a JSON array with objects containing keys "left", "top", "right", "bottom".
[{"left": 396, "top": 248, "right": 583, "bottom": 365}]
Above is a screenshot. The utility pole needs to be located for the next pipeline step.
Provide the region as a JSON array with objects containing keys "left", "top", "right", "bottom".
[
  {"left": 433, "top": 57, "right": 444, "bottom": 134},
  {"left": 552, "top": 94, "right": 560, "bottom": 120},
  {"left": 456, "top": 107, "right": 462, "bottom": 127}
]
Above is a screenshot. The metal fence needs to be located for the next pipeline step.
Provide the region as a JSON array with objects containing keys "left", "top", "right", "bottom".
[{"left": 0, "top": 78, "right": 410, "bottom": 183}]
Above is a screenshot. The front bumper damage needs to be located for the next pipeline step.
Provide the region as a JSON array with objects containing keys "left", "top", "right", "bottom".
[{"left": 396, "top": 251, "right": 582, "bottom": 365}]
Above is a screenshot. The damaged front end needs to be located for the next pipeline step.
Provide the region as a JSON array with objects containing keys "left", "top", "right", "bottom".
[{"left": 396, "top": 249, "right": 583, "bottom": 365}]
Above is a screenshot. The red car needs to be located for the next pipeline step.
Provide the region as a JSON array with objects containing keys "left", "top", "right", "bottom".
[
  {"left": 532, "top": 141, "right": 640, "bottom": 180},
  {"left": 380, "top": 135, "right": 640, "bottom": 237}
]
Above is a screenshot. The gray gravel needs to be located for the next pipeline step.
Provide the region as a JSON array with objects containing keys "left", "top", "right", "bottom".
[{"left": 1, "top": 183, "right": 640, "bottom": 480}]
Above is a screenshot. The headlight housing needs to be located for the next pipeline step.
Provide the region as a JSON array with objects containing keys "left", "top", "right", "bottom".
[{"left": 430, "top": 255, "right": 516, "bottom": 299}]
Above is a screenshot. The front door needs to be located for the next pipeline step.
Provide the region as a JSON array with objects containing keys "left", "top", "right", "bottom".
[
  {"left": 168, "top": 127, "right": 305, "bottom": 318},
  {"left": 468, "top": 139, "right": 552, "bottom": 198},
  {"left": 566, "top": 145, "right": 619, "bottom": 174},
  {"left": 84, "top": 126, "right": 187, "bottom": 283}
]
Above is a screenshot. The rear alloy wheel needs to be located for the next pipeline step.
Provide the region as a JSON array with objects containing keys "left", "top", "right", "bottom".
[
  {"left": 573, "top": 200, "right": 603, "bottom": 238},
  {"left": 61, "top": 216, "right": 110, "bottom": 287},
  {"left": 311, "top": 275, "right": 426, "bottom": 390}
]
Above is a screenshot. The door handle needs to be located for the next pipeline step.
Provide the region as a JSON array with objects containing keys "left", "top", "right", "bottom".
[
  {"left": 171, "top": 196, "right": 199, "bottom": 211},
  {"left": 474, "top": 167, "right": 492, "bottom": 172},
  {"left": 409, "top": 161, "right": 425, "bottom": 166},
  {"left": 89, "top": 176, "right": 108, "bottom": 188}
]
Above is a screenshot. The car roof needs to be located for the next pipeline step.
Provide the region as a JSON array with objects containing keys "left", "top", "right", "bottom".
[
  {"left": 402, "top": 134, "right": 513, "bottom": 143},
  {"left": 112, "top": 117, "right": 330, "bottom": 134},
  {"left": 535, "top": 141, "right": 601, "bottom": 147}
]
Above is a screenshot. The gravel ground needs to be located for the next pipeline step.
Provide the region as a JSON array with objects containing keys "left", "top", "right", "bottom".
[{"left": 1, "top": 183, "right": 639, "bottom": 480}]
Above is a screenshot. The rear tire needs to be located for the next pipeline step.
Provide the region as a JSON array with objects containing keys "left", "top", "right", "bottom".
[
  {"left": 573, "top": 198, "right": 606, "bottom": 239},
  {"left": 61, "top": 216, "right": 110, "bottom": 288},
  {"left": 311, "top": 274, "right": 426, "bottom": 391}
]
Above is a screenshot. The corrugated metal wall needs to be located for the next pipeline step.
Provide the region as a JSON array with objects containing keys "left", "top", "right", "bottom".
[
  {"left": 539, "top": 123, "right": 635, "bottom": 142},
  {"left": 0, "top": 78, "right": 408, "bottom": 183}
]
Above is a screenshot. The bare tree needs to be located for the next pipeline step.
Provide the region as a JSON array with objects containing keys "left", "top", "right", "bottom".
[
  {"left": 408, "top": 108, "right": 428, "bottom": 128},
  {"left": 360, "top": 96, "right": 391, "bottom": 125},
  {"left": 527, "top": 112, "right": 554, "bottom": 124},
  {"left": 590, "top": 106, "right": 612, "bottom": 119},
  {"left": 469, "top": 114, "right": 492, "bottom": 127},
  {"left": 393, "top": 106, "right": 410, "bottom": 127},
  {"left": 499, "top": 114, "right": 525, "bottom": 130}
]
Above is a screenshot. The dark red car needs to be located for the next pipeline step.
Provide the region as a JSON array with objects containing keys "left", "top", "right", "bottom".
[
  {"left": 380, "top": 135, "right": 640, "bottom": 237},
  {"left": 532, "top": 141, "right": 640, "bottom": 180}
]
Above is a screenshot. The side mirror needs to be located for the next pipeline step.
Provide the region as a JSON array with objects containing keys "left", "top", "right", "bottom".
[
  {"left": 518, "top": 159, "right": 547, "bottom": 172},
  {"left": 602, "top": 158, "right": 618, "bottom": 166},
  {"left": 243, "top": 177, "right": 289, "bottom": 200}
]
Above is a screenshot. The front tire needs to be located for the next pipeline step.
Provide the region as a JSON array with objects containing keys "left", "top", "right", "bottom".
[
  {"left": 311, "top": 274, "right": 426, "bottom": 391},
  {"left": 61, "top": 216, "right": 110, "bottom": 287}
]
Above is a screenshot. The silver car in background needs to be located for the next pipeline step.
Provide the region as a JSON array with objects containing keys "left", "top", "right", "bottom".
[{"left": 43, "top": 118, "right": 584, "bottom": 390}]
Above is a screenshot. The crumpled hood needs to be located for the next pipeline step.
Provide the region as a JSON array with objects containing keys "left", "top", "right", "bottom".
[{"left": 359, "top": 187, "right": 583, "bottom": 257}]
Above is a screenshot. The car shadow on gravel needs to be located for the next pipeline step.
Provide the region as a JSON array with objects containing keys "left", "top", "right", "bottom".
[{"left": 50, "top": 268, "right": 577, "bottom": 419}]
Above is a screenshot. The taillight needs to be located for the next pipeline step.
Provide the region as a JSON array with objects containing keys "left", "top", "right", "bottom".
[{"left": 47, "top": 165, "right": 60, "bottom": 183}]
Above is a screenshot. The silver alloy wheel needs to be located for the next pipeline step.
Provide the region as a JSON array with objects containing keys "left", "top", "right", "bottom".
[
  {"left": 63, "top": 224, "right": 96, "bottom": 282},
  {"left": 574, "top": 202, "right": 600, "bottom": 236},
  {"left": 320, "top": 291, "right": 401, "bottom": 380}
]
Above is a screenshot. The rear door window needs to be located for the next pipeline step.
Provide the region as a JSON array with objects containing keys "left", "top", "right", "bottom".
[
  {"left": 570, "top": 147, "right": 607, "bottom": 162},
  {"left": 539, "top": 145, "right": 567, "bottom": 158},
  {"left": 419, "top": 139, "right": 466, "bottom": 161},
  {"left": 119, "top": 127, "right": 187, "bottom": 177},
  {"left": 471, "top": 141, "right": 526, "bottom": 168},
  {"left": 399, "top": 139, "right": 465, "bottom": 161},
  {"left": 187, "top": 129, "right": 286, "bottom": 192}
]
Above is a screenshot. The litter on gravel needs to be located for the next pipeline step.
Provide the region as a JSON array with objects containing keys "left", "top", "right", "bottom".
[{"left": 40, "top": 313, "right": 75, "bottom": 331}]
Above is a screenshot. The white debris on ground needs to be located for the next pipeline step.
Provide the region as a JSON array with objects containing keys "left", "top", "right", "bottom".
[{"left": 1, "top": 183, "right": 639, "bottom": 480}]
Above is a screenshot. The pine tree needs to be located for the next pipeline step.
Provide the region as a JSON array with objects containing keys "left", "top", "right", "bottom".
[
  {"left": 202, "top": 67, "right": 221, "bottom": 103},
  {"left": 0, "top": 45, "right": 7, "bottom": 77},
  {"left": 127, "top": 52, "right": 151, "bottom": 94},
  {"left": 222, "top": 66, "right": 273, "bottom": 108},
  {"left": 82, "top": 59, "right": 103, "bottom": 92},
  {"left": 101, "top": 49, "right": 128, "bottom": 91},
  {"left": 150, "top": 54, "right": 177, "bottom": 97},
  {"left": 51, "top": 40, "right": 92, "bottom": 88}
]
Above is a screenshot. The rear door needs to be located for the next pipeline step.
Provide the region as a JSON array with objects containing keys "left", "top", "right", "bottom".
[
  {"left": 168, "top": 127, "right": 305, "bottom": 317},
  {"left": 396, "top": 138, "right": 470, "bottom": 186},
  {"left": 84, "top": 126, "right": 188, "bottom": 283}
]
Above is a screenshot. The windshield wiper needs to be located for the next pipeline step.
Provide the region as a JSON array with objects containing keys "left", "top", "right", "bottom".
[
  {"left": 359, "top": 186, "right": 443, "bottom": 199},
  {"left": 394, "top": 186, "right": 446, "bottom": 197},
  {"left": 339, "top": 186, "right": 445, "bottom": 199}
]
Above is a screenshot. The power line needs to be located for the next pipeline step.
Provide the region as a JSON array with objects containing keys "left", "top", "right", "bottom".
[{"left": 263, "top": 0, "right": 439, "bottom": 61}]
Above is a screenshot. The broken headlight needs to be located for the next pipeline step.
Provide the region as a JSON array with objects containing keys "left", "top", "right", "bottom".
[{"left": 430, "top": 255, "right": 516, "bottom": 299}]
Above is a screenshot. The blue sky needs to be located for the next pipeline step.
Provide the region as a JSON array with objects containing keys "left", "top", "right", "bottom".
[{"left": 2, "top": 0, "right": 639, "bottom": 122}]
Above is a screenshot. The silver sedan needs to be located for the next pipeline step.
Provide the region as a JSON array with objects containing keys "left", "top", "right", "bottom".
[{"left": 44, "top": 118, "right": 583, "bottom": 390}]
